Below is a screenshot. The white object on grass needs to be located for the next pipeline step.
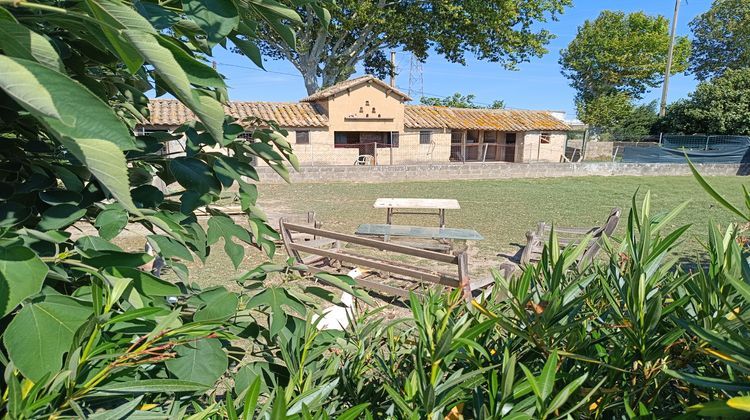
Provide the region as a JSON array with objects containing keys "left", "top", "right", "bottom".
[{"left": 312, "top": 268, "right": 364, "bottom": 331}]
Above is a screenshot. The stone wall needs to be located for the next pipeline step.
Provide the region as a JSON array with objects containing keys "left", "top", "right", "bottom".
[
  {"left": 566, "top": 140, "right": 615, "bottom": 161},
  {"left": 255, "top": 161, "right": 750, "bottom": 183}
]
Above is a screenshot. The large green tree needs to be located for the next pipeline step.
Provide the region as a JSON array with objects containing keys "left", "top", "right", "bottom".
[
  {"left": 560, "top": 11, "right": 691, "bottom": 104},
  {"left": 577, "top": 93, "right": 658, "bottom": 139},
  {"left": 659, "top": 68, "right": 750, "bottom": 135},
  {"left": 252, "top": 0, "right": 571, "bottom": 94},
  {"left": 420, "top": 93, "right": 504, "bottom": 109},
  {"left": 689, "top": 0, "right": 750, "bottom": 81}
]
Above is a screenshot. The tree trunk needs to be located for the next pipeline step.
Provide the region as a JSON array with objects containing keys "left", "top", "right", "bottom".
[{"left": 303, "top": 71, "right": 320, "bottom": 95}]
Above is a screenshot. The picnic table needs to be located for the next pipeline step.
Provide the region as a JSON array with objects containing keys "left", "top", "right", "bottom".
[
  {"left": 373, "top": 198, "right": 460, "bottom": 227},
  {"left": 355, "top": 223, "right": 483, "bottom": 252}
]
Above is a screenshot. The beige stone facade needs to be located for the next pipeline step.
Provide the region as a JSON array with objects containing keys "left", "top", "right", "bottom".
[{"left": 144, "top": 76, "right": 571, "bottom": 165}]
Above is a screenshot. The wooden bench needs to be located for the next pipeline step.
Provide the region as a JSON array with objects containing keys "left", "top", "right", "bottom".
[
  {"left": 279, "top": 219, "right": 478, "bottom": 301},
  {"left": 519, "top": 207, "right": 622, "bottom": 265}
]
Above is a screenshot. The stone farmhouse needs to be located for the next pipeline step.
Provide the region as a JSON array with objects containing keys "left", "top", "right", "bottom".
[{"left": 144, "top": 75, "right": 570, "bottom": 165}]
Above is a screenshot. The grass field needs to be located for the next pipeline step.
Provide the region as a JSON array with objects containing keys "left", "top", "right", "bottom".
[{"left": 135, "top": 175, "right": 750, "bottom": 288}]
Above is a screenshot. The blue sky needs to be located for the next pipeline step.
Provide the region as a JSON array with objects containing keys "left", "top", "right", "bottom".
[{"left": 210, "top": 0, "right": 707, "bottom": 118}]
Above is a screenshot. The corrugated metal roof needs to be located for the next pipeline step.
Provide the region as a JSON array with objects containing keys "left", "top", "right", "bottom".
[
  {"left": 147, "top": 99, "right": 328, "bottom": 128},
  {"left": 404, "top": 106, "right": 570, "bottom": 131},
  {"left": 300, "top": 75, "right": 412, "bottom": 102}
]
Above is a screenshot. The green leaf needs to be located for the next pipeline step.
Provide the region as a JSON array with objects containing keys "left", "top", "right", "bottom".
[
  {"left": 39, "top": 189, "right": 82, "bottom": 206},
  {"left": 230, "top": 35, "right": 264, "bottom": 69},
  {"left": 76, "top": 235, "right": 124, "bottom": 252},
  {"left": 247, "top": 287, "right": 306, "bottom": 337},
  {"left": 545, "top": 373, "right": 587, "bottom": 416},
  {"left": 0, "top": 202, "right": 31, "bottom": 228},
  {"left": 156, "top": 35, "right": 226, "bottom": 88},
  {"left": 95, "top": 207, "right": 129, "bottom": 240},
  {"left": 193, "top": 289, "right": 238, "bottom": 322},
  {"left": 241, "top": 376, "right": 262, "bottom": 419},
  {"left": 88, "top": 396, "right": 143, "bottom": 419},
  {"left": 270, "top": 390, "right": 287, "bottom": 420},
  {"left": 0, "top": 246, "right": 47, "bottom": 317},
  {"left": 147, "top": 234, "right": 194, "bottom": 261},
  {"left": 335, "top": 404, "right": 371, "bottom": 420},
  {"left": 207, "top": 215, "right": 254, "bottom": 269},
  {"left": 170, "top": 157, "right": 222, "bottom": 195},
  {"left": 539, "top": 350, "right": 558, "bottom": 400},
  {"left": 82, "top": 251, "right": 153, "bottom": 268},
  {"left": 3, "top": 295, "right": 91, "bottom": 381},
  {"left": 0, "top": 21, "right": 63, "bottom": 71},
  {"left": 107, "top": 266, "right": 180, "bottom": 296},
  {"left": 37, "top": 204, "right": 86, "bottom": 231},
  {"left": 665, "top": 369, "right": 750, "bottom": 392},
  {"left": 97, "top": 378, "right": 209, "bottom": 393},
  {"left": 249, "top": 0, "right": 301, "bottom": 23},
  {"left": 85, "top": 0, "right": 149, "bottom": 73},
  {"left": 688, "top": 159, "right": 748, "bottom": 221},
  {"left": 123, "top": 29, "right": 225, "bottom": 143},
  {"left": 182, "top": 0, "right": 239, "bottom": 46},
  {"left": 0, "top": 56, "right": 138, "bottom": 214},
  {"left": 105, "top": 307, "right": 168, "bottom": 324},
  {"left": 165, "top": 338, "right": 228, "bottom": 385}
]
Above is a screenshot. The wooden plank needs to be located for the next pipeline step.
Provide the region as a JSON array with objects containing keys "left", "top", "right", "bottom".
[
  {"left": 356, "top": 224, "right": 484, "bottom": 241},
  {"left": 284, "top": 222, "right": 458, "bottom": 264},
  {"left": 457, "top": 252, "right": 471, "bottom": 301},
  {"left": 279, "top": 219, "right": 303, "bottom": 264},
  {"left": 373, "top": 198, "right": 461, "bottom": 210},
  {"left": 289, "top": 242, "right": 460, "bottom": 288},
  {"left": 298, "top": 264, "right": 414, "bottom": 298},
  {"left": 541, "top": 226, "right": 598, "bottom": 235}
]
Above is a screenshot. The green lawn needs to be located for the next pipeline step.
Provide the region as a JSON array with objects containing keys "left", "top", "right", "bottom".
[{"left": 142, "top": 175, "right": 750, "bottom": 288}]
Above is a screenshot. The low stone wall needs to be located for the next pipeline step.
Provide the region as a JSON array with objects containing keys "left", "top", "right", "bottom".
[
  {"left": 256, "top": 162, "right": 750, "bottom": 184},
  {"left": 566, "top": 140, "right": 616, "bottom": 161}
]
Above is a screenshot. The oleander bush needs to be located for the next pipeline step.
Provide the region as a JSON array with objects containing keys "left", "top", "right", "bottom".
[{"left": 2, "top": 0, "right": 750, "bottom": 418}]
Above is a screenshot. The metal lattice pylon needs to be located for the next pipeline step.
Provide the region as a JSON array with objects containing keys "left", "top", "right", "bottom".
[{"left": 408, "top": 53, "right": 423, "bottom": 99}]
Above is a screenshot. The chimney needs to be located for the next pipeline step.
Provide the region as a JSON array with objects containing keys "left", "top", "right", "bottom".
[{"left": 389, "top": 51, "right": 396, "bottom": 87}]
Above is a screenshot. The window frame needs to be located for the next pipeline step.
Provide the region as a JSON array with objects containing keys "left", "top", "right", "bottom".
[
  {"left": 540, "top": 132, "right": 551, "bottom": 144},
  {"left": 419, "top": 130, "right": 432, "bottom": 145},
  {"left": 295, "top": 130, "right": 310, "bottom": 145}
]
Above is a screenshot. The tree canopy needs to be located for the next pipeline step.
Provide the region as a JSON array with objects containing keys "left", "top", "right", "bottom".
[
  {"left": 689, "top": 0, "right": 750, "bottom": 81},
  {"left": 577, "top": 93, "right": 658, "bottom": 139},
  {"left": 659, "top": 68, "right": 750, "bottom": 135},
  {"left": 560, "top": 11, "right": 691, "bottom": 104},
  {"left": 420, "top": 93, "right": 504, "bottom": 109},
  {"left": 252, "top": 0, "right": 571, "bottom": 94}
]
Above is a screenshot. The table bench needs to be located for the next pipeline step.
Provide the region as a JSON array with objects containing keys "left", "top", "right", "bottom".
[
  {"left": 355, "top": 224, "right": 483, "bottom": 252},
  {"left": 374, "top": 198, "right": 460, "bottom": 228}
]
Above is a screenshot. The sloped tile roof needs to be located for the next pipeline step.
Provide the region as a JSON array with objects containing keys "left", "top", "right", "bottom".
[
  {"left": 147, "top": 99, "right": 328, "bottom": 128},
  {"left": 404, "top": 105, "right": 570, "bottom": 131},
  {"left": 300, "top": 75, "right": 412, "bottom": 102}
]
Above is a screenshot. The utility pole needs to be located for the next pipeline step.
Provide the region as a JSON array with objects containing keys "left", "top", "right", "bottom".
[
  {"left": 408, "top": 53, "right": 424, "bottom": 99},
  {"left": 389, "top": 51, "right": 396, "bottom": 87},
  {"left": 660, "top": 0, "right": 681, "bottom": 117}
]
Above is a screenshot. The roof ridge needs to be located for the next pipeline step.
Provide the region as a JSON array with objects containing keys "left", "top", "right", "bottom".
[{"left": 300, "top": 75, "right": 411, "bottom": 102}]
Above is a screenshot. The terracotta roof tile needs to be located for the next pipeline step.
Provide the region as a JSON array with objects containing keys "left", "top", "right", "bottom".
[
  {"left": 404, "top": 105, "right": 570, "bottom": 131},
  {"left": 147, "top": 99, "right": 328, "bottom": 128},
  {"left": 300, "top": 75, "right": 412, "bottom": 102}
]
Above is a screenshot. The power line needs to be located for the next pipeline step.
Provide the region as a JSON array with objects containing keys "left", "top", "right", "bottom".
[
  {"left": 216, "top": 62, "right": 303, "bottom": 78},
  {"left": 217, "top": 61, "right": 500, "bottom": 107}
]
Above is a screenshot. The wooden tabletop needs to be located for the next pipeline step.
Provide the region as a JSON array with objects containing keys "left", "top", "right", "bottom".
[
  {"left": 356, "top": 224, "right": 483, "bottom": 241},
  {"left": 373, "top": 198, "right": 461, "bottom": 210}
]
